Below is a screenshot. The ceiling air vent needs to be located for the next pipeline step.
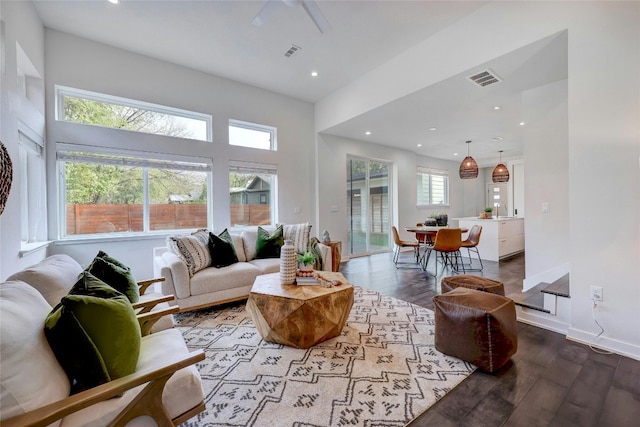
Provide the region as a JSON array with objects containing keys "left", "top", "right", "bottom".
[
  {"left": 284, "top": 44, "right": 302, "bottom": 58},
  {"left": 468, "top": 69, "right": 502, "bottom": 87}
]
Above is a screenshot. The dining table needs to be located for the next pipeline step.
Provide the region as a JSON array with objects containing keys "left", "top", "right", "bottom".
[{"left": 404, "top": 225, "right": 469, "bottom": 270}]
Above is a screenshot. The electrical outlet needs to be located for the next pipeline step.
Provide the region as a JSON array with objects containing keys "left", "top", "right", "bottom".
[{"left": 591, "top": 286, "right": 603, "bottom": 302}]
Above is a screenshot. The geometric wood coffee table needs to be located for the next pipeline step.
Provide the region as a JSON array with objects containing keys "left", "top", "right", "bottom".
[{"left": 245, "top": 272, "right": 354, "bottom": 349}]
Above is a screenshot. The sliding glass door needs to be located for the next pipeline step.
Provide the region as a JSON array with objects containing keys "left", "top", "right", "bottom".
[{"left": 347, "top": 157, "right": 391, "bottom": 256}]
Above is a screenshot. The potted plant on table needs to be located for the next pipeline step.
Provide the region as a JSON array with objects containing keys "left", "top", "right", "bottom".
[
  {"left": 297, "top": 251, "right": 317, "bottom": 272},
  {"left": 481, "top": 206, "right": 494, "bottom": 219}
]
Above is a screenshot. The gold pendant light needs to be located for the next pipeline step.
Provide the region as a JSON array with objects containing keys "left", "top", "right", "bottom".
[
  {"left": 459, "top": 140, "right": 478, "bottom": 179},
  {"left": 492, "top": 150, "right": 510, "bottom": 183}
]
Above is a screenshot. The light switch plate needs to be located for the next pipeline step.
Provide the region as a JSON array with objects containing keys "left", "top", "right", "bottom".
[{"left": 541, "top": 202, "right": 550, "bottom": 213}]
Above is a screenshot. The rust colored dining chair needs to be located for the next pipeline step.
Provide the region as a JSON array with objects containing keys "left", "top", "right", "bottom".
[
  {"left": 423, "top": 228, "right": 465, "bottom": 276},
  {"left": 461, "top": 224, "right": 483, "bottom": 271},
  {"left": 391, "top": 226, "right": 421, "bottom": 268}
]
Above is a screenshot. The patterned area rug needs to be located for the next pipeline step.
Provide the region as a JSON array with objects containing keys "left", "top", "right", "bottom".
[{"left": 176, "top": 286, "right": 475, "bottom": 427}]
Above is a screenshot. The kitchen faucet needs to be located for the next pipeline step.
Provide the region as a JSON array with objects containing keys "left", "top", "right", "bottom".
[{"left": 495, "top": 202, "right": 505, "bottom": 219}]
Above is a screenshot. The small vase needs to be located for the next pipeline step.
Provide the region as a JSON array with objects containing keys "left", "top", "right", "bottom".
[
  {"left": 299, "top": 263, "right": 314, "bottom": 272},
  {"left": 280, "top": 240, "right": 296, "bottom": 284}
]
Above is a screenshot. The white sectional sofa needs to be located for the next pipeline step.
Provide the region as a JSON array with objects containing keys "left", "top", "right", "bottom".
[{"left": 153, "top": 226, "right": 332, "bottom": 312}]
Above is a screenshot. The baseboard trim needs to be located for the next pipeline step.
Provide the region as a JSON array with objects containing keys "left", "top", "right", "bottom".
[{"left": 566, "top": 327, "right": 640, "bottom": 362}]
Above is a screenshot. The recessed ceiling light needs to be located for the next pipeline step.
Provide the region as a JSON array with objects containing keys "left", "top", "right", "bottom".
[
  {"left": 491, "top": 136, "right": 504, "bottom": 141},
  {"left": 519, "top": 121, "right": 526, "bottom": 126},
  {"left": 310, "top": 71, "right": 318, "bottom": 77},
  {"left": 428, "top": 127, "right": 437, "bottom": 131},
  {"left": 365, "top": 131, "right": 371, "bottom": 135},
  {"left": 453, "top": 153, "right": 458, "bottom": 156},
  {"left": 108, "top": 0, "right": 119, "bottom": 4},
  {"left": 493, "top": 106, "right": 501, "bottom": 110},
  {"left": 417, "top": 144, "right": 422, "bottom": 147}
]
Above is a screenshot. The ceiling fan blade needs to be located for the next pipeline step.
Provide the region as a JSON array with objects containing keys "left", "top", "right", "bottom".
[
  {"left": 251, "top": 0, "right": 282, "bottom": 27},
  {"left": 301, "top": 0, "right": 331, "bottom": 34}
]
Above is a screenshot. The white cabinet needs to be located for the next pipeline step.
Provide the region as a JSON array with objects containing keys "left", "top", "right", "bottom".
[
  {"left": 456, "top": 217, "right": 524, "bottom": 262},
  {"left": 498, "top": 219, "right": 524, "bottom": 258}
]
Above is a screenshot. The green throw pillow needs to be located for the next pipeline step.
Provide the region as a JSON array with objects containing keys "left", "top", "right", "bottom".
[
  {"left": 44, "top": 272, "right": 141, "bottom": 394},
  {"left": 85, "top": 254, "right": 140, "bottom": 303},
  {"left": 255, "top": 225, "right": 284, "bottom": 259},
  {"left": 208, "top": 229, "right": 239, "bottom": 268},
  {"left": 96, "top": 250, "right": 128, "bottom": 270}
]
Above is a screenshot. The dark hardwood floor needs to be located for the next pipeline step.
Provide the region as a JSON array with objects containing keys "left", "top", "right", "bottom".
[{"left": 340, "top": 251, "right": 640, "bottom": 427}]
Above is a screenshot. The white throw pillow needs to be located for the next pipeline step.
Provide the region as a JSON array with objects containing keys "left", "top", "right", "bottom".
[
  {"left": 166, "top": 229, "right": 211, "bottom": 277},
  {"left": 278, "top": 222, "right": 312, "bottom": 254},
  {"left": 0, "top": 281, "right": 70, "bottom": 426}
]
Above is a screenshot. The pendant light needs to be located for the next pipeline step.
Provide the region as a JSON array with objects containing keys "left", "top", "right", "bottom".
[
  {"left": 492, "top": 150, "right": 510, "bottom": 183},
  {"left": 459, "top": 140, "right": 478, "bottom": 179}
]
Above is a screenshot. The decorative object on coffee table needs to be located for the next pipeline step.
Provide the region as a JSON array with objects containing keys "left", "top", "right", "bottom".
[
  {"left": 245, "top": 272, "right": 354, "bottom": 349},
  {"left": 325, "top": 240, "right": 342, "bottom": 272},
  {"left": 296, "top": 250, "right": 316, "bottom": 272},
  {"left": 279, "top": 239, "right": 296, "bottom": 285},
  {"left": 0, "top": 141, "right": 12, "bottom": 216}
]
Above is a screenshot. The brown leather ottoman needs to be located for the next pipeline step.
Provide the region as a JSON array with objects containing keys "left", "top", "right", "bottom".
[
  {"left": 441, "top": 274, "right": 505, "bottom": 296},
  {"left": 433, "top": 287, "right": 517, "bottom": 372}
]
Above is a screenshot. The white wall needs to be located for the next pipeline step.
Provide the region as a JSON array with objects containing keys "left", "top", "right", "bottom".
[
  {"left": 42, "top": 30, "right": 315, "bottom": 279},
  {"left": 0, "top": 0, "right": 47, "bottom": 280},
  {"left": 522, "top": 80, "right": 569, "bottom": 279},
  {"left": 316, "top": 133, "right": 466, "bottom": 249},
  {"left": 315, "top": 1, "right": 640, "bottom": 359}
]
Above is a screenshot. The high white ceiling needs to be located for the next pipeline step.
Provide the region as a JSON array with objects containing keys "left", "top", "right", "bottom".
[{"left": 33, "top": 0, "right": 568, "bottom": 165}]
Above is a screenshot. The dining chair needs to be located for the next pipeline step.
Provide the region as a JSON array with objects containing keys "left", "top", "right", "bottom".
[
  {"left": 423, "top": 228, "right": 465, "bottom": 276},
  {"left": 414, "top": 223, "right": 437, "bottom": 246},
  {"left": 460, "top": 225, "right": 483, "bottom": 271},
  {"left": 391, "top": 226, "right": 421, "bottom": 268}
]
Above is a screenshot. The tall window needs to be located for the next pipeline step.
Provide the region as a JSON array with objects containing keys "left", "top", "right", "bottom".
[
  {"left": 417, "top": 166, "right": 449, "bottom": 206},
  {"left": 57, "top": 148, "right": 211, "bottom": 237},
  {"left": 229, "top": 119, "right": 276, "bottom": 150},
  {"left": 229, "top": 161, "right": 277, "bottom": 226},
  {"left": 18, "top": 124, "right": 45, "bottom": 243},
  {"left": 56, "top": 86, "right": 212, "bottom": 142}
]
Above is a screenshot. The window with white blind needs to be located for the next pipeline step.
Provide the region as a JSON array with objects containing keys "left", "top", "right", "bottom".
[
  {"left": 18, "top": 123, "right": 46, "bottom": 244},
  {"left": 416, "top": 166, "right": 449, "bottom": 206},
  {"left": 57, "top": 146, "right": 212, "bottom": 237},
  {"left": 229, "top": 161, "right": 277, "bottom": 226}
]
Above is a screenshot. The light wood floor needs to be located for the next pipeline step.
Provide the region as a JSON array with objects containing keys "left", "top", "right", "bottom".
[{"left": 339, "top": 251, "right": 640, "bottom": 427}]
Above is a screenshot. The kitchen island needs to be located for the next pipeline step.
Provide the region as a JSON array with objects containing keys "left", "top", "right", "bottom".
[{"left": 451, "top": 217, "right": 524, "bottom": 262}]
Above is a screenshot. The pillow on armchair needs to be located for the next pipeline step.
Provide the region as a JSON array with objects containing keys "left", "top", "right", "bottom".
[
  {"left": 44, "top": 272, "right": 141, "bottom": 394},
  {"left": 0, "top": 281, "right": 71, "bottom": 424},
  {"left": 85, "top": 253, "right": 140, "bottom": 303}
]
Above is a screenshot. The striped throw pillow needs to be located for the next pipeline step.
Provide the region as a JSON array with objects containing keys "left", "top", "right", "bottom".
[
  {"left": 167, "top": 229, "right": 211, "bottom": 276},
  {"left": 279, "top": 223, "right": 312, "bottom": 254}
]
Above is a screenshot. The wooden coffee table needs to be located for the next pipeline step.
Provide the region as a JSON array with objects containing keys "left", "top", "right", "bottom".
[{"left": 245, "top": 272, "right": 354, "bottom": 349}]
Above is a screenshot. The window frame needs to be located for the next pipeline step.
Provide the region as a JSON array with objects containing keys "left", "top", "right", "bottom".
[
  {"left": 228, "top": 160, "right": 278, "bottom": 228},
  {"left": 416, "top": 166, "right": 449, "bottom": 207},
  {"left": 229, "top": 119, "right": 277, "bottom": 151},
  {"left": 55, "top": 85, "right": 213, "bottom": 143},
  {"left": 17, "top": 120, "right": 45, "bottom": 244},
  {"left": 56, "top": 143, "right": 213, "bottom": 239}
]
